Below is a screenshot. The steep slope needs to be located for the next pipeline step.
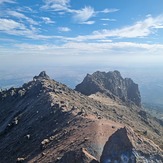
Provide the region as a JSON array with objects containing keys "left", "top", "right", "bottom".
[
  {"left": 75, "top": 70, "right": 141, "bottom": 107},
  {"left": 0, "top": 71, "right": 123, "bottom": 162},
  {"left": 0, "top": 71, "right": 162, "bottom": 163}
]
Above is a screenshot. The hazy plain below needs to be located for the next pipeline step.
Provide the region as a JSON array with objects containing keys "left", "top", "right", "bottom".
[{"left": 1, "top": 54, "right": 163, "bottom": 110}]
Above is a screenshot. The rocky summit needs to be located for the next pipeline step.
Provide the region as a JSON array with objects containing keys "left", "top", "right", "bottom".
[
  {"left": 0, "top": 71, "right": 162, "bottom": 163},
  {"left": 75, "top": 70, "right": 141, "bottom": 107}
]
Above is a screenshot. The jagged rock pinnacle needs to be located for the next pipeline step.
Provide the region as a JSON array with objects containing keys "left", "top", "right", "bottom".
[
  {"left": 33, "top": 71, "right": 50, "bottom": 80},
  {"left": 75, "top": 70, "right": 141, "bottom": 107}
]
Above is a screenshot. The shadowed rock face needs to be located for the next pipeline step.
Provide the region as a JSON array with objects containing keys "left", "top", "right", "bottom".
[
  {"left": 33, "top": 71, "right": 50, "bottom": 80},
  {"left": 100, "top": 127, "right": 136, "bottom": 163},
  {"left": 75, "top": 71, "right": 141, "bottom": 107},
  {"left": 100, "top": 127, "right": 163, "bottom": 163},
  {"left": 58, "top": 148, "right": 99, "bottom": 163}
]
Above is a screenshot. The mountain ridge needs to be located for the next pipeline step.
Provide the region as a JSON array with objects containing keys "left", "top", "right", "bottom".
[
  {"left": 75, "top": 70, "right": 141, "bottom": 107},
  {"left": 0, "top": 71, "right": 162, "bottom": 163}
]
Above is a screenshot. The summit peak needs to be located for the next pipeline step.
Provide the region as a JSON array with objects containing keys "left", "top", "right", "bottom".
[
  {"left": 75, "top": 70, "right": 141, "bottom": 107},
  {"left": 33, "top": 71, "right": 50, "bottom": 80}
]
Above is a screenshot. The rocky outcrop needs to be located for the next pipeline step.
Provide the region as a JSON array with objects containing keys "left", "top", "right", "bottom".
[
  {"left": 75, "top": 70, "right": 141, "bottom": 107},
  {"left": 100, "top": 127, "right": 163, "bottom": 163},
  {"left": 58, "top": 148, "right": 99, "bottom": 163},
  {"left": 33, "top": 71, "right": 50, "bottom": 80},
  {"left": 100, "top": 127, "right": 135, "bottom": 163}
]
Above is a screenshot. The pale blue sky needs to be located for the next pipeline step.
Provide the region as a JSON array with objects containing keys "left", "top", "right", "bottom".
[{"left": 0, "top": 0, "right": 163, "bottom": 96}]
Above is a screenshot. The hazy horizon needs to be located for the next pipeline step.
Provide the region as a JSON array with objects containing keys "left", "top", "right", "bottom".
[{"left": 0, "top": 0, "right": 163, "bottom": 106}]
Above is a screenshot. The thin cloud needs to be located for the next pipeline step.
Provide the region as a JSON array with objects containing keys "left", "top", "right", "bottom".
[
  {"left": 58, "top": 27, "right": 71, "bottom": 32},
  {"left": 100, "top": 8, "right": 119, "bottom": 13},
  {"left": 101, "top": 18, "right": 116, "bottom": 21},
  {"left": 73, "top": 15, "right": 163, "bottom": 41},
  {"left": 80, "top": 21, "right": 95, "bottom": 25},
  {"left": 97, "top": 39, "right": 112, "bottom": 43},
  {"left": 41, "top": 17, "right": 55, "bottom": 24},
  {"left": 0, "top": 18, "right": 26, "bottom": 31},
  {"left": 42, "top": 1, "right": 96, "bottom": 24},
  {"left": 0, "top": 18, "right": 41, "bottom": 39},
  {"left": 0, "top": 18, "right": 47, "bottom": 39},
  {"left": 0, "top": 0, "right": 15, "bottom": 4},
  {"left": 16, "top": 6, "right": 37, "bottom": 14},
  {"left": 154, "top": 25, "right": 163, "bottom": 29},
  {"left": 42, "top": 0, "right": 70, "bottom": 11},
  {"left": 0, "top": 18, "right": 70, "bottom": 40},
  {"left": 73, "top": 6, "right": 95, "bottom": 23},
  {"left": 42, "top": 1, "right": 118, "bottom": 24},
  {"left": 7, "top": 10, "right": 38, "bottom": 25},
  {"left": 11, "top": 42, "right": 163, "bottom": 56}
]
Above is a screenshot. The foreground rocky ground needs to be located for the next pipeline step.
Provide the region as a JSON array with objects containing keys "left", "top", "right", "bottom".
[{"left": 0, "top": 71, "right": 162, "bottom": 163}]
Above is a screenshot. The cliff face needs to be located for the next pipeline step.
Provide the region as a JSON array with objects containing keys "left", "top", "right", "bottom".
[{"left": 75, "top": 70, "right": 141, "bottom": 107}]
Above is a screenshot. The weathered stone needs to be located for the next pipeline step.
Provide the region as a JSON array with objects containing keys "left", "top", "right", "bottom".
[
  {"left": 16, "top": 157, "right": 25, "bottom": 162},
  {"left": 33, "top": 71, "right": 50, "bottom": 80},
  {"left": 58, "top": 148, "right": 99, "bottom": 163},
  {"left": 26, "top": 134, "right": 30, "bottom": 139},
  {"left": 75, "top": 70, "right": 141, "bottom": 107}
]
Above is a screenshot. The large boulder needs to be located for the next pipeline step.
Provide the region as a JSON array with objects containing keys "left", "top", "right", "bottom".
[
  {"left": 100, "top": 127, "right": 163, "bottom": 163},
  {"left": 58, "top": 148, "right": 99, "bottom": 163}
]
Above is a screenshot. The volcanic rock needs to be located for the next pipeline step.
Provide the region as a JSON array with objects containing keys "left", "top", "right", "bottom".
[
  {"left": 33, "top": 71, "right": 50, "bottom": 80},
  {"left": 75, "top": 70, "right": 141, "bottom": 107},
  {"left": 100, "top": 127, "right": 163, "bottom": 162},
  {"left": 0, "top": 71, "right": 162, "bottom": 163},
  {"left": 58, "top": 148, "right": 99, "bottom": 163}
]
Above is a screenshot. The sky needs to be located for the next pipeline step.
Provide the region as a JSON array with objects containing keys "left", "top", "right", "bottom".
[
  {"left": 0, "top": 0, "right": 163, "bottom": 91},
  {"left": 0, "top": 0, "right": 163, "bottom": 56}
]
